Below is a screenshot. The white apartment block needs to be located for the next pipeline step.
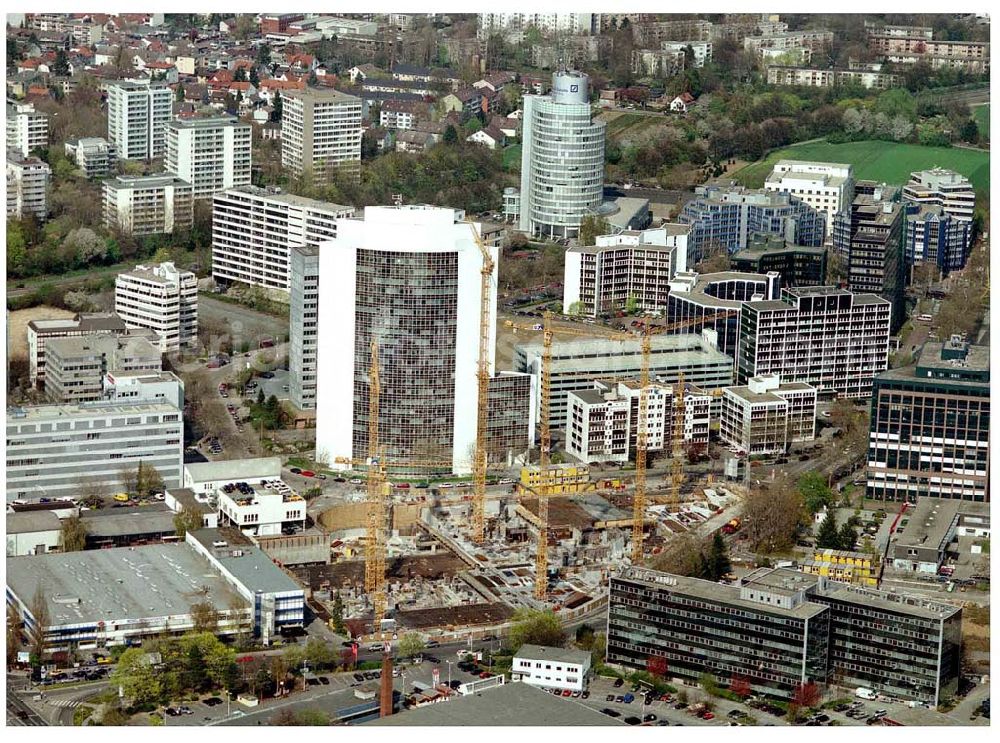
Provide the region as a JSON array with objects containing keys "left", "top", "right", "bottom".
[
  {"left": 566, "top": 386, "right": 630, "bottom": 463},
  {"left": 212, "top": 186, "right": 354, "bottom": 293},
  {"left": 738, "top": 287, "right": 892, "bottom": 400},
  {"left": 720, "top": 374, "right": 817, "bottom": 457},
  {"left": 564, "top": 224, "right": 689, "bottom": 318},
  {"left": 512, "top": 644, "right": 592, "bottom": 692},
  {"left": 6, "top": 156, "right": 50, "bottom": 220},
  {"left": 765, "top": 160, "right": 854, "bottom": 237},
  {"left": 766, "top": 65, "right": 903, "bottom": 90},
  {"left": 5, "top": 400, "right": 184, "bottom": 503},
  {"left": 6, "top": 99, "right": 49, "bottom": 158},
  {"left": 744, "top": 30, "right": 834, "bottom": 55},
  {"left": 114, "top": 262, "right": 198, "bottom": 352},
  {"left": 26, "top": 313, "right": 128, "bottom": 387},
  {"left": 478, "top": 13, "right": 595, "bottom": 39},
  {"left": 902, "top": 168, "right": 976, "bottom": 223},
  {"left": 103, "top": 175, "right": 194, "bottom": 235},
  {"left": 662, "top": 40, "right": 713, "bottom": 67},
  {"left": 106, "top": 80, "right": 173, "bottom": 160},
  {"left": 166, "top": 116, "right": 252, "bottom": 199},
  {"left": 280, "top": 88, "right": 363, "bottom": 180},
  {"left": 64, "top": 137, "right": 118, "bottom": 178}
]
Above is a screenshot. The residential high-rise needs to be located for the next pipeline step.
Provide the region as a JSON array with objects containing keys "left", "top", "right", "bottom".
[
  {"left": 103, "top": 174, "right": 194, "bottom": 235},
  {"left": 833, "top": 184, "right": 906, "bottom": 332},
  {"left": 764, "top": 160, "right": 854, "bottom": 236},
  {"left": 477, "top": 13, "right": 595, "bottom": 39},
  {"left": 6, "top": 156, "right": 51, "bottom": 220},
  {"left": 866, "top": 336, "right": 989, "bottom": 503},
  {"left": 280, "top": 88, "right": 363, "bottom": 180},
  {"left": 165, "top": 116, "right": 252, "bottom": 199},
  {"left": 212, "top": 186, "right": 354, "bottom": 293},
  {"left": 315, "top": 206, "right": 528, "bottom": 474},
  {"left": 106, "top": 80, "right": 173, "bottom": 160},
  {"left": 64, "top": 137, "right": 118, "bottom": 179},
  {"left": 737, "top": 287, "right": 891, "bottom": 399},
  {"left": 678, "top": 185, "right": 826, "bottom": 262},
  {"left": 720, "top": 374, "right": 817, "bottom": 456},
  {"left": 519, "top": 70, "right": 606, "bottom": 239},
  {"left": 6, "top": 99, "right": 49, "bottom": 157},
  {"left": 289, "top": 245, "right": 319, "bottom": 410},
  {"left": 6, "top": 400, "right": 184, "bottom": 503},
  {"left": 562, "top": 225, "right": 689, "bottom": 318},
  {"left": 114, "top": 262, "right": 198, "bottom": 352}
]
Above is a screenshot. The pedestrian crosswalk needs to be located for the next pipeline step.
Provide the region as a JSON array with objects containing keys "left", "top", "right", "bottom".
[{"left": 47, "top": 699, "right": 80, "bottom": 709}]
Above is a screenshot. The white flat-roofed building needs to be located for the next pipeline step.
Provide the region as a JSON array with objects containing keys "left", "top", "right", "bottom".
[
  {"left": 166, "top": 115, "right": 252, "bottom": 199},
  {"left": 5, "top": 400, "right": 184, "bottom": 503},
  {"left": 217, "top": 481, "right": 306, "bottom": 537},
  {"left": 106, "top": 79, "right": 173, "bottom": 160},
  {"left": 64, "top": 137, "right": 118, "bottom": 178},
  {"left": 563, "top": 224, "right": 689, "bottom": 318},
  {"left": 44, "top": 333, "right": 162, "bottom": 404},
  {"left": 7, "top": 99, "right": 49, "bottom": 157},
  {"left": 316, "top": 206, "right": 508, "bottom": 475},
  {"left": 7, "top": 156, "right": 50, "bottom": 220},
  {"left": 765, "top": 160, "right": 854, "bottom": 237},
  {"left": 102, "top": 370, "right": 184, "bottom": 411},
  {"left": 183, "top": 457, "right": 283, "bottom": 497},
  {"left": 902, "top": 168, "right": 975, "bottom": 223},
  {"left": 281, "top": 88, "right": 363, "bottom": 181},
  {"left": 512, "top": 644, "right": 592, "bottom": 692},
  {"left": 212, "top": 185, "right": 354, "bottom": 293},
  {"left": 114, "top": 262, "right": 198, "bottom": 352},
  {"left": 662, "top": 40, "right": 713, "bottom": 67},
  {"left": 103, "top": 174, "right": 194, "bottom": 235},
  {"left": 6, "top": 510, "right": 62, "bottom": 556},
  {"left": 27, "top": 313, "right": 128, "bottom": 387},
  {"left": 720, "top": 374, "right": 816, "bottom": 456}
]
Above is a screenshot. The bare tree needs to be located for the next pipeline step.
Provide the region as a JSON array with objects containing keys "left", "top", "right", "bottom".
[
  {"left": 741, "top": 477, "right": 806, "bottom": 554},
  {"left": 190, "top": 601, "right": 219, "bottom": 633},
  {"left": 59, "top": 515, "right": 88, "bottom": 552},
  {"left": 79, "top": 476, "right": 109, "bottom": 509},
  {"left": 29, "top": 587, "right": 49, "bottom": 665},
  {"left": 118, "top": 464, "right": 138, "bottom": 496}
]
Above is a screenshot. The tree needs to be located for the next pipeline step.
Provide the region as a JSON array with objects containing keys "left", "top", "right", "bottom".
[
  {"left": 53, "top": 49, "right": 69, "bottom": 76},
  {"left": 173, "top": 508, "right": 203, "bottom": 538},
  {"left": 271, "top": 91, "right": 282, "bottom": 122},
  {"left": 136, "top": 461, "right": 165, "bottom": 498},
  {"left": 798, "top": 472, "right": 833, "bottom": 514},
  {"left": 176, "top": 83, "right": 185, "bottom": 102},
  {"left": 28, "top": 587, "right": 49, "bottom": 667},
  {"left": 705, "top": 533, "right": 732, "bottom": 581},
  {"left": 59, "top": 515, "right": 87, "bottom": 552},
  {"left": 111, "top": 648, "right": 162, "bottom": 709},
  {"left": 742, "top": 477, "right": 805, "bottom": 553},
  {"left": 118, "top": 464, "right": 138, "bottom": 496},
  {"left": 837, "top": 520, "right": 857, "bottom": 551},
  {"left": 508, "top": 608, "right": 566, "bottom": 652},
  {"left": 330, "top": 591, "right": 345, "bottom": 634},
  {"left": 234, "top": 67, "right": 247, "bottom": 83},
  {"left": 249, "top": 67, "right": 260, "bottom": 87},
  {"left": 256, "top": 42, "right": 271, "bottom": 66},
  {"left": 816, "top": 511, "right": 841, "bottom": 550},
  {"left": 729, "top": 674, "right": 752, "bottom": 699},
  {"left": 960, "top": 119, "right": 979, "bottom": 144},
  {"left": 443, "top": 124, "right": 458, "bottom": 144},
  {"left": 396, "top": 632, "right": 426, "bottom": 659},
  {"left": 699, "top": 671, "right": 720, "bottom": 697},
  {"left": 190, "top": 601, "right": 219, "bottom": 632},
  {"left": 579, "top": 215, "right": 610, "bottom": 247},
  {"left": 793, "top": 681, "right": 821, "bottom": 709},
  {"left": 234, "top": 14, "right": 257, "bottom": 41}
]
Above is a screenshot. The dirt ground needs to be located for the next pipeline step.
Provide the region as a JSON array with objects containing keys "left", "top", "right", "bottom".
[
  {"left": 293, "top": 553, "right": 468, "bottom": 590},
  {"left": 6, "top": 305, "right": 76, "bottom": 359}
]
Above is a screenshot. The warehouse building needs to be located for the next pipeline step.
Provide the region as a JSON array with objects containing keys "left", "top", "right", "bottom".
[
  {"left": 6, "top": 510, "right": 62, "bottom": 556},
  {"left": 866, "top": 336, "right": 989, "bottom": 503},
  {"left": 515, "top": 332, "right": 734, "bottom": 431},
  {"left": 737, "top": 287, "right": 891, "bottom": 399}
]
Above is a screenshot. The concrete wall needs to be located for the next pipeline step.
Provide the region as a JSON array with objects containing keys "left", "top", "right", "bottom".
[
  {"left": 318, "top": 501, "right": 424, "bottom": 534},
  {"left": 256, "top": 533, "right": 330, "bottom": 565}
]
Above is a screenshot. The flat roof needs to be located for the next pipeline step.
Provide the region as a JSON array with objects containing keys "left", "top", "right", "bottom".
[
  {"left": 105, "top": 174, "right": 192, "bottom": 189},
  {"left": 514, "top": 644, "right": 592, "bottom": 666},
  {"left": 895, "top": 499, "right": 961, "bottom": 550},
  {"left": 919, "top": 341, "right": 989, "bottom": 372},
  {"left": 28, "top": 313, "right": 126, "bottom": 334},
  {"left": 6, "top": 510, "right": 62, "bottom": 534},
  {"left": 815, "top": 582, "right": 961, "bottom": 621},
  {"left": 281, "top": 87, "right": 361, "bottom": 102},
  {"left": 188, "top": 528, "right": 303, "bottom": 595},
  {"left": 6, "top": 544, "right": 245, "bottom": 627},
  {"left": 572, "top": 492, "right": 631, "bottom": 523},
  {"left": 7, "top": 400, "right": 178, "bottom": 423},
  {"left": 670, "top": 271, "right": 774, "bottom": 308},
  {"left": 369, "top": 681, "right": 619, "bottom": 726},
  {"left": 168, "top": 114, "right": 245, "bottom": 129},
  {"left": 569, "top": 388, "right": 613, "bottom": 405},
  {"left": 184, "top": 457, "right": 282, "bottom": 484},
  {"left": 79, "top": 507, "right": 177, "bottom": 539},
  {"left": 222, "top": 186, "right": 353, "bottom": 215},
  {"left": 742, "top": 567, "right": 821, "bottom": 596}
]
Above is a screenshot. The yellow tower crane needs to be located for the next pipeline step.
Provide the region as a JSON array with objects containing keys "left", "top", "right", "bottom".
[
  {"left": 364, "top": 339, "right": 390, "bottom": 627},
  {"left": 505, "top": 310, "right": 735, "bottom": 584},
  {"left": 669, "top": 370, "right": 686, "bottom": 511}
]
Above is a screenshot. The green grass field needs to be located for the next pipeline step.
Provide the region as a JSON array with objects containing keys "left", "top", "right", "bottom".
[
  {"left": 734, "top": 139, "right": 990, "bottom": 196},
  {"left": 502, "top": 143, "right": 521, "bottom": 172},
  {"left": 974, "top": 104, "right": 989, "bottom": 139}
]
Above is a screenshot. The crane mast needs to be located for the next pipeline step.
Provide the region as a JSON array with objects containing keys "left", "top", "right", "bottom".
[
  {"left": 365, "top": 339, "right": 388, "bottom": 626},
  {"left": 468, "top": 222, "right": 494, "bottom": 544}
]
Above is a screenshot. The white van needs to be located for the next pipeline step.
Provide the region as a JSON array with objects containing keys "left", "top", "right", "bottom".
[{"left": 855, "top": 687, "right": 877, "bottom": 700}]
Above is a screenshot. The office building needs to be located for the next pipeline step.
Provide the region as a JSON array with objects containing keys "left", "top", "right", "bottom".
[
  {"left": 212, "top": 186, "right": 354, "bottom": 293},
  {"left": 515, "top": 332, "right": 734, "bottom": 429},
  {"left": 5, "top": 400, "right": 184, "bottom": 503},
  {"left": 289, "top": 245, "right": 320, "bottom": 410},
  {"left": 6, "top": 99, "right": 49, "bottom": 157},
  {"left": 6, "top": 156, "right": 50, "bottom": 220},
  {"left": 519, "top": 70, "right": 606, "bottom": 239},
  {"left": 114, "top": 262, "right": 198, "bottom": 352},
  {"left": 165, "top": 116, "right": 252, "bottom": 199},
  {"left": 511, "top": 645, "right": 592, "bottom": 692},
  {"left": 102, "top": 370, "right": 185, "bottom": 410},
  {"left": 315, "top": 206, "right": 529, "bottom": 475},
  {"left": 217, "top": 481, "right": 306, "bottom": 537},
  {"left": 608, "top": 567, "right": 831, "bottom": 700},
  {"left": 566, "top": 380, "right": 711, "bottom": 464},
  {"left": 666, "top": 270, "right": 780, "bottom": 357},
  {"left": 678, "top": 185, "right": 825, "bottom": 262},
  {"left": 738, "top": 287, "right": 891, "bottom": 399},
  {"left": 765, "top": 160, "right": 854, "bottom": 238},
  {"left": 103, "top": 174, "right": 194, "bottom": 235},
  {"left": 904, "top": 204, "right": 972, "bottom": 274},
  {"left": 64, "top": 137, "right": 118, "bottom": 178},
  {"left": 106, "top": 80, "right": 173, "bottom": 160},
  {"left": 27, "top": 313, "right": 129, "bottom": 387},
  {"left": 866, "top": 337, "right": 989, "bottom": 503},
  {"left": 833, "top": 185, "right": 906, "bottom": 332},
  {"left": 44, "top": 333, "right": 162, "bottom": 403},
  {"left": 902, "top": 168, "right": 976, "bottom": 223},
  {"left": 280, "top": 88, "right": 363, "bottom": 180},
  {"left": 731, "top": 234, "right": 827, "bottom": 287},
  {"left": 719, "top": 374, "right": 816, "bottom": 456},
  {"left": 563, "top": 225, "right": 689, "bottom": 318},
  {"left": 608, "top": 566, "right": 961, "bottom": 705}
]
